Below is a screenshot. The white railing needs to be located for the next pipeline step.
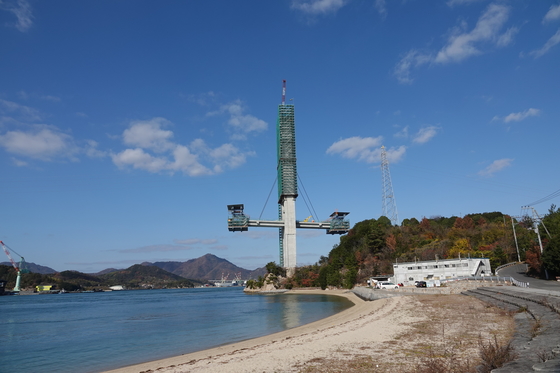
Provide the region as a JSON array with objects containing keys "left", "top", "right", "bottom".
[
  {"left": 495, "top": 262, "right": 523, "bottom": 275},
  {"left": 509, "top": 277, "right": 530, "bottom": 288}
]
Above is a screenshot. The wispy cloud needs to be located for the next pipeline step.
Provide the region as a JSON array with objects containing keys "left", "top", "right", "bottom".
[
  {"left": 111, "top": 117, "right": 255, "bottom": 176},
  {"left": 435, "top": 4, "right": 510, "bottom": 64},
  {"left": 394, "top": 126, "right": 409, "bottom": 139},
  {"left": 543, "top": 4, "right": 560, "bottom": 23},
  {"left": 174, "top": 238, "right": 218, "bottom": 245},
  {"left": 0, "top": 99, "right": 42, "bottom": 122},
  {"left": 326, "top": 136, "right": 407, "bottom": 164},
  {"left": 185, "top": 91, "right": 217, "bottom": 106},
  {"left": 291, "top": 0, "right": 347, "bottom": 16},
  {"left": 446, "top": 0, "right": 485, "bottom": 7},
  {"left": 1, "top": 0, "right": 33, "bottom": 32},
  {"left": 118, "top": 245, "right": 198, "bottom": 253},
  {"left": 395, "top": 3, "right": 514, "bottom": 83},
  {"left": 530, "top": 29, "right": 560, "bottom": 58},
  {"left": 412, "top": 126, "right": 439, "bottom": 144},
  {"left": 41, "top": 95, "right": 62, "bottom": 103},
  {"left": 478, "top": 158, "right": 513, "bottom": 177},
  {"left": 493, "top": 108, "right": 540, "bottom": 123},
  {"left": 374, "top": 0, "right": 387, "bottom": 19},
  {"left": 394, "top": 49, "right": 432, "bottom": 84},
  {"left": 496, "top": 26, "right": 519, "bottom": 47},
  {"left": 84, "top": 140, "right": 107, "bottom": 158}
]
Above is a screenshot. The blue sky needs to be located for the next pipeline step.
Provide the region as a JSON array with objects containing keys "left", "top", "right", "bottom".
[{"left": 1, "top": 0, "right": 559, "bottom": 273}]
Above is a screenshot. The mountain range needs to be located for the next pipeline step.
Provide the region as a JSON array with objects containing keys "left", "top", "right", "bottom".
[
  {"left": 141, "top": 254, "right": 266, "bottom": 280},
  {"left": 2, "top": 253, "right": 267, "bottom": 281}
]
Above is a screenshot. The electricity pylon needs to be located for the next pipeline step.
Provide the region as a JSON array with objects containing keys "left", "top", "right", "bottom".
[{"left": 381, "top": 146, "right": 399, "bottom": 226}]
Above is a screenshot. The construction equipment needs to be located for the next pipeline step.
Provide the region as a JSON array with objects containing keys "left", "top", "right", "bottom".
[{"left": 1, "top": 241, "right": 29, "bottom": 292}]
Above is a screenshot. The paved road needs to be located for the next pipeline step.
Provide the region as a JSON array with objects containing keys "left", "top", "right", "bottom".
[{"left": 498, "top": 263, "right": 560, "bottom": 294}]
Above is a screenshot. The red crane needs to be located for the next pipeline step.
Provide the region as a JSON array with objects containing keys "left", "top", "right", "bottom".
[{"left": 1, "top": 241, "right": 27, "bottom": 292}]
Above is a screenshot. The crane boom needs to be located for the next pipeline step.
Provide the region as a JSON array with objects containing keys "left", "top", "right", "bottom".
[
  {"left": 1, "top": 241, "right": 19, "bottom": 271},
  {"left": 1, "top": 240, "right": 27, "bottom": 292}
]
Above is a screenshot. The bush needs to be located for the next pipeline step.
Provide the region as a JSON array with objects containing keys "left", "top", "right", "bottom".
[{"left": 478, "top": 335, "right": 517, "bottom": 372}]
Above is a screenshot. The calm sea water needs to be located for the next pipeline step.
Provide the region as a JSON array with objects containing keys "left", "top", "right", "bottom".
[{"left": 0, "top": 287, "right": 352, "bottom": 373}]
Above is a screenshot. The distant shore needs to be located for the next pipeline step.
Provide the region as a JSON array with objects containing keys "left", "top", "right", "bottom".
[{"left": 104, "top": 288, "right": 513, "bottom": 373}]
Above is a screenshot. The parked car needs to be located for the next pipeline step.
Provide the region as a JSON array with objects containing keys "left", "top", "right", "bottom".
[
  {"left": 379, "top": 282, "right": 399, "bottom": 290},
  {"left": 415, "top": 281, "right": 427, "bottom": 288}
]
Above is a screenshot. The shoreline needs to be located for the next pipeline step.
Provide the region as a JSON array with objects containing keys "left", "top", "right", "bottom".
[
  {"left": 104, "top": 288, "right": 514, "bottom": 373},
  {"left": 104, "top": 289, "right": 372, "bottom": 373}
]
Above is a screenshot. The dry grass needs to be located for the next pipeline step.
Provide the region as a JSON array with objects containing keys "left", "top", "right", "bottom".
[{"left": 297, "top": 294, "right": 516, "bottom": 373}]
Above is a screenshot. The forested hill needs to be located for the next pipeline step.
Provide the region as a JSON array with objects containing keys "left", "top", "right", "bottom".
[
  {"left": 0, "top": 264, "right": 200, "bottom": 291},
  {"left": 285, "top": 207, "right": 560, "bottom": 289}
]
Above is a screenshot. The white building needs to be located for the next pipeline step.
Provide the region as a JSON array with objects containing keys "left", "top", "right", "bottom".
[{"left": 392, "top": 257, "right": 492, "bottom": 285}]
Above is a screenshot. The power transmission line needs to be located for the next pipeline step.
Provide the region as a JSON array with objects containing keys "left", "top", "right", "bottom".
[{"left": 526, "top": 187, "right": 560, "bottom": 207}]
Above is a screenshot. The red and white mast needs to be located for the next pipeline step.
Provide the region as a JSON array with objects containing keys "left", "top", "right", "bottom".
[{"left": 281, "top": 79, "right": 286, "bottom": 105}]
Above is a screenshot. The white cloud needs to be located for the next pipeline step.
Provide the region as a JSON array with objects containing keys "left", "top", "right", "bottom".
[
  {"left": 0, "top": 125, "right": 78, "bottom": 161},
  {"left": 123, "top": 118, "right": 175, "bottom": 152},
  {"left": 111, "top": 148, "right": 171, "bottom": 173},
  {"left": 208, "top": 143, "right": 253, "bottom": 173},
  {"left": 412, "top": 126, "right": 439, "bottom": 144},
  {"left": 501, "top": 108, "right": 540, "bottom": 123},
  {"left": 435, "top": 4, "right": 510, "bottom": 64},
  {"left": 385, "top": 145, "right": 407, "bottom": 164},
  {"left": 112, "top": 118, "right": 253, "bottom": 176},
  {"left": 530, "top": 29, "right": 560, "bottom": 58},
  {"left": 290, "top": 0, "right": 347, "bottom": 15},
  {"left": 170, "top": 144, "right": 213, "bottom": 176},
  {"left": 326, "top": 136, "right": 406, "bottom": 164},
  {"left": 478, "top": 158, "right": 513, "bottom": 177},
  {"left": 326, "top": 136, "right": 383, "bottom": 161},
  {"left": 544, "top": 4, "right": 560, "bottom": 23},
  {"left": 1, "top": 0, "right": 33, "bottom": 32}
]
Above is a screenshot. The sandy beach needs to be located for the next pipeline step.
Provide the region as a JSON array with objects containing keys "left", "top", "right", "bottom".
[{"left": 105, "top": 288, "right": 514, "bottom": 373}]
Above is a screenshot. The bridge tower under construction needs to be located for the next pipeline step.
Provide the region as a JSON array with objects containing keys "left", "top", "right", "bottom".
[{"left": 227, "top": 81, "right": 350, "bottom": 275}]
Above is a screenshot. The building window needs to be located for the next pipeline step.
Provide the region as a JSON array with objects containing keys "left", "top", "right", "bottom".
[{"left": 407, "top": 267, "right": 413, "bottom": 270}]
